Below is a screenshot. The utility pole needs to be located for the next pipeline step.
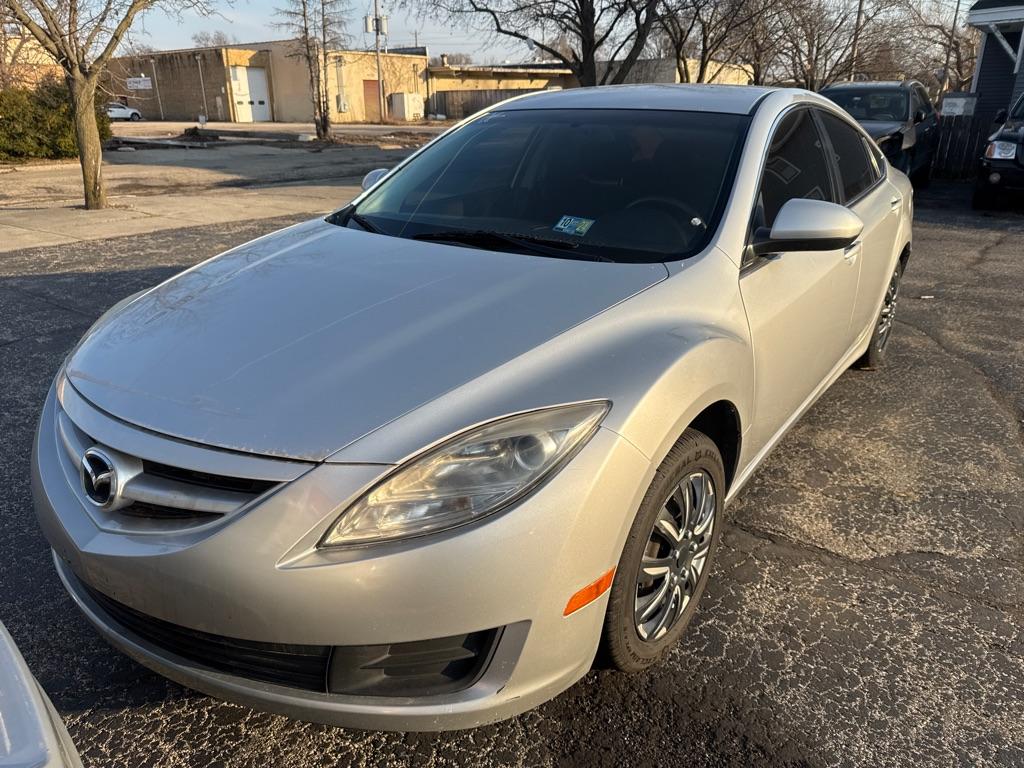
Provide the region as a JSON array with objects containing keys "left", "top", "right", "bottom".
[
  {"left": 194, "top": 53, "right": 209, "bottom": 120},
  {"left": 941, "top": 0, "right": 963, "bottom": 93},
  {"left": 150, "top": 58, "right": 164, "bottom": 120},
  {"left": 365, "top": 0, "right": 387, "bottom": 121},
  {"left": 849, "top": 0, "right": 865, "bottom": 81}
]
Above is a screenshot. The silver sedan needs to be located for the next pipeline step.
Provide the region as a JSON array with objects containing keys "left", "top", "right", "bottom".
[{"left": 32, "top": 85, "right": 912, "bottom": 731}]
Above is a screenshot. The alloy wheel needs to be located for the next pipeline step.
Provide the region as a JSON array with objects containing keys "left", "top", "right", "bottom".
[
  {"left": 634, "top": 470, "right": 716, "bottom": 641},
  {"left": 877, "top": 265, "right": 901, "bottom": 350}
]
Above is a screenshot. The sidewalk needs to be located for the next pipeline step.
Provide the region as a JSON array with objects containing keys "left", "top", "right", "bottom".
[
  {"left": 0, "top": 141, "right": 416, "bottom": 253},
  {"left": 109, "top": 120, "right": 448, "bottom": 140},
  {"left": 0, "top": 180, "right": 360, "bottom": 253}
]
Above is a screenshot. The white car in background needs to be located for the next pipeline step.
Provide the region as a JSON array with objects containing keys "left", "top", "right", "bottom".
[{"left": 106, "top": 102, "right": 142, "bottom": 121}]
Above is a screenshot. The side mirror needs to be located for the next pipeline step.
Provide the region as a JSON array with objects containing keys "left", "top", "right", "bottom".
[
  {"left": 750, "top": 199, "right": 863, "bottom": 258},
  {"left": 913, "top": 109, "right": 926, "bottom": 124},
  {"left": 994, "top": 108, "right": 1009, "bottom": 125},
  {"left": 361, "top": 168, "right": 390, "bottom": 191}
]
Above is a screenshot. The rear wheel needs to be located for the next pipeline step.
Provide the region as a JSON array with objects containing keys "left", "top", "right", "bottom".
[
  {"left": 854, "top": 259, "right": 903, "bottom": 370},
  {"left": 601, "top": 429, "right": 724, "bottom": 672}
]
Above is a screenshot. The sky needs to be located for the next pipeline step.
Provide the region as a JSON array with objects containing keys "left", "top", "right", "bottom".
[{"left": 135, "top": 0, "right": 528, "bottom": 63}]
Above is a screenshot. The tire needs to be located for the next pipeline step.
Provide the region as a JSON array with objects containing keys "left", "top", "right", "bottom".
[
  {"left": 854, "top": 259, "right": 904, "bottom": 370},
  {"left": 972, "top": 183, "right": 998, "bottom": 211},
  {"left": 912, "top": 159, "right": 932, "bottom": 188},
  {"left": 601, "top": 428, "right": 725, "bottom": 673},
  {"left": 130, "top": 113, "right": 141, "bottom": 121}
]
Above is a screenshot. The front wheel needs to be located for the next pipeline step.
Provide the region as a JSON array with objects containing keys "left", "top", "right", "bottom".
[
  {"left": 601, "top": 428, "right": 724, "bottom": 672},
  {"left": 972, "top": 182, "right": 998, "bottom": 211},
  {"left": 854, "top": 260, "right": 903, "bottom": 370},
  {"left": 130, "top": 113, "right": 141, "bottom": 121}
]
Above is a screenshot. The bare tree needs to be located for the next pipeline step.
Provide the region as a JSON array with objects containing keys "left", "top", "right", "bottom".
[
  {"left": 898, "top": 0, "right": 978, "bottom": 93},
  {"left": 276, "top": 0, "right": 347, "bottom": 139},
  {"left": 419, "top": 0, "right": 659, "bottom": 86},
  {"left": 3, "top": 0, "right": 214, "bottom": 208},
  {"left": 2, "top": 12, "right": 60, "bottom": 88},
  {"left": 657, "top": 0, "right": 757, "bottom": 83},
  {"left": 191, "top": 28, "right": 236, "bottom": 46},
  {"left": 773, "top": 0, "right": 884, "bottom": 88},
  {"left": 732, "top": 0, "right": 786, "bottom": 84}
]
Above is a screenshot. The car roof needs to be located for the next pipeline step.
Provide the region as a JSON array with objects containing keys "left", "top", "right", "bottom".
[
  {"left": 821, "top": 81, "right": 918, "bottom": 91},
  {"left": 493, "top": 84, "right": 778, "bottom": 115}
]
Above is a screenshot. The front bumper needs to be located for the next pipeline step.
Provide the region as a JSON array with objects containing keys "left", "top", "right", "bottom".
[
  {"left": 977, "top": 158, "right": 1024, "bottom": 192},
  {"left": 33, "top": 380, "right": 650, "bottom": 730}
]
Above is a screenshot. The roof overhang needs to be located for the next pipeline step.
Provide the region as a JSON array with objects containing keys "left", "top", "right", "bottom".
[
  {"left": 428, "top": 66, "right": 573, "bottom": 77},
  {"left": 968, "top": 5, "right": 1024, "bottom": 27},
  {"left": 972, "top": 16, "right": 1024, "bottom": 73}
]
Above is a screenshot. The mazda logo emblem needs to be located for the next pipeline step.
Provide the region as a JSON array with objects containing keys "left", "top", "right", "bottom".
[{"left": 81, "top": 447, "right": 117, "bottom": 507}]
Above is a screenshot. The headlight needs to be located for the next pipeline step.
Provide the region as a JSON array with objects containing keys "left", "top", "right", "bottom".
[
  {"left": 320, "top": 401, "right": 610, "bottom": 546},
  {"left": 985, "top": 141, "right": 1017, "bottom": 160}
]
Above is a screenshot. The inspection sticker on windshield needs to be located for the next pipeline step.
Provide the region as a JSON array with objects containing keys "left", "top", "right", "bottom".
[{"left": 553, "top": 215, "right": 595, "bottom": 236}]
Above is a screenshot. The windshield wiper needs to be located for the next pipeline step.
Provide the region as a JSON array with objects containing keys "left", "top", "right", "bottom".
[
  {"left": 412, "top": 230, "right": 612, "bottom": 262},
  {"left": 347, "top": 210, "right": 381, "bottom": 233}
]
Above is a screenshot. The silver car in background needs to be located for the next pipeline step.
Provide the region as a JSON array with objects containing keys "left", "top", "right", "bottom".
[{"left": 32, "top": 85, "right": 912, "bottom": 731}]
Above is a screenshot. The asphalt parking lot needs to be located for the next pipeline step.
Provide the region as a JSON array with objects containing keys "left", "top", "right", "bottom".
[{"left": 1, "top": 185, "right": 1022, "bottom": 767}]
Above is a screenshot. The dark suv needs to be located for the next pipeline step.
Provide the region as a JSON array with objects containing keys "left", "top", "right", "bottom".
[
  {"left": 820, "top": 80, "right": 939, "bottom": 184},
  {"left": 973, "top": 93, "right": 1024, "bottom": 209}
]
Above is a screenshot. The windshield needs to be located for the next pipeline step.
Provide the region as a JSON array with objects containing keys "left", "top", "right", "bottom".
[
  {"left": 1012, "top": 94, "right": 1024, "bottom": 120},
  {"left": 823, "top": 89, "right": 910, "bottom": 122},
  {"left": 343, "top": 108, "right": 749, "bottom": 263}
]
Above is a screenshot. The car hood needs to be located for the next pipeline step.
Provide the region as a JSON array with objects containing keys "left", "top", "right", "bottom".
[
  {"left": 66, "top": 219, "right": 668, "bottom": 461},
  {"left": 859, "top": 120, "right": 906, "bottom": 140},
  {"left": 992, "top": 119, "right": 1024, "bottom": 143}
]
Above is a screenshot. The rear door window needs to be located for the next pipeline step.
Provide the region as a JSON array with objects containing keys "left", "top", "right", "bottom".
[{"left": 818, "top": 111, "right": 877, "bottom": 203}]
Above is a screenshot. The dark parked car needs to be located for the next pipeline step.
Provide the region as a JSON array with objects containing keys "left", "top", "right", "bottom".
[
  {"left": 973, "top": 92, "right": 1024, "bottom": 209},
  {"left": 821, "top": 80, "right": 939, "bottom": 184}
]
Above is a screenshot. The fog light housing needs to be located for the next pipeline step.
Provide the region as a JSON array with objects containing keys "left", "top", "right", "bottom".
[
  {"left": 989, "top": 172, "right": 1002, "bottom": 185},
  {"left": 328, "top": 627, "right": 503, "bottom": 696}
]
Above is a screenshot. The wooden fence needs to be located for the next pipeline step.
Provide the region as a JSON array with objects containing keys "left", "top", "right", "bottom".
[
  {"left": 427, "top": 89, "right": 540, "bottom": 120},
  {"left": 931, "top": 115, "right": 992, "bottom": 180}
]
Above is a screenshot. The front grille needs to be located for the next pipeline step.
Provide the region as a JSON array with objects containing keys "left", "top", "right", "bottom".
[
  {"left": 56, "top": 403, "right": 280, "bottom": 526},
  {"left": 142, "top": 460, "right": 278, "bottom": 496},
  {"left": 83, "top": 583, "right": 332, "bottom": 691},
  {"left": 118, "top": 502, "right": 221, "bottom": 522}
]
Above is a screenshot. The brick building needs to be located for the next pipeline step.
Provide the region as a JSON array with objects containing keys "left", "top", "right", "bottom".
[{"left": 109, "top": 39, "right": 428, "bottom": 123}]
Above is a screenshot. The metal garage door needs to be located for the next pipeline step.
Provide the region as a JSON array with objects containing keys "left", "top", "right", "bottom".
[{"left": 231, "top": 66, "right": 272, "bottom": 122}]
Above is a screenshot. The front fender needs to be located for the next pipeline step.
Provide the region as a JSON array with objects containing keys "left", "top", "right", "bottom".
[{"left": 332, "top": 248, "right": 754, "bottom": 488}]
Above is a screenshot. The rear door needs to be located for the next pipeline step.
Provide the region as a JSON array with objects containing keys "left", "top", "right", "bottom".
[
  {"left": 816, "top": 109, "right": 901, "bottom": 339},
  {"left": 739, "top": 107, "right": 861, "bottom": 457}
]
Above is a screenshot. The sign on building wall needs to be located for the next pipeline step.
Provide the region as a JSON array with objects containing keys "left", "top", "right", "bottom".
[{"left": 126, "top": 77, "right": 153, "bottom": 90}]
